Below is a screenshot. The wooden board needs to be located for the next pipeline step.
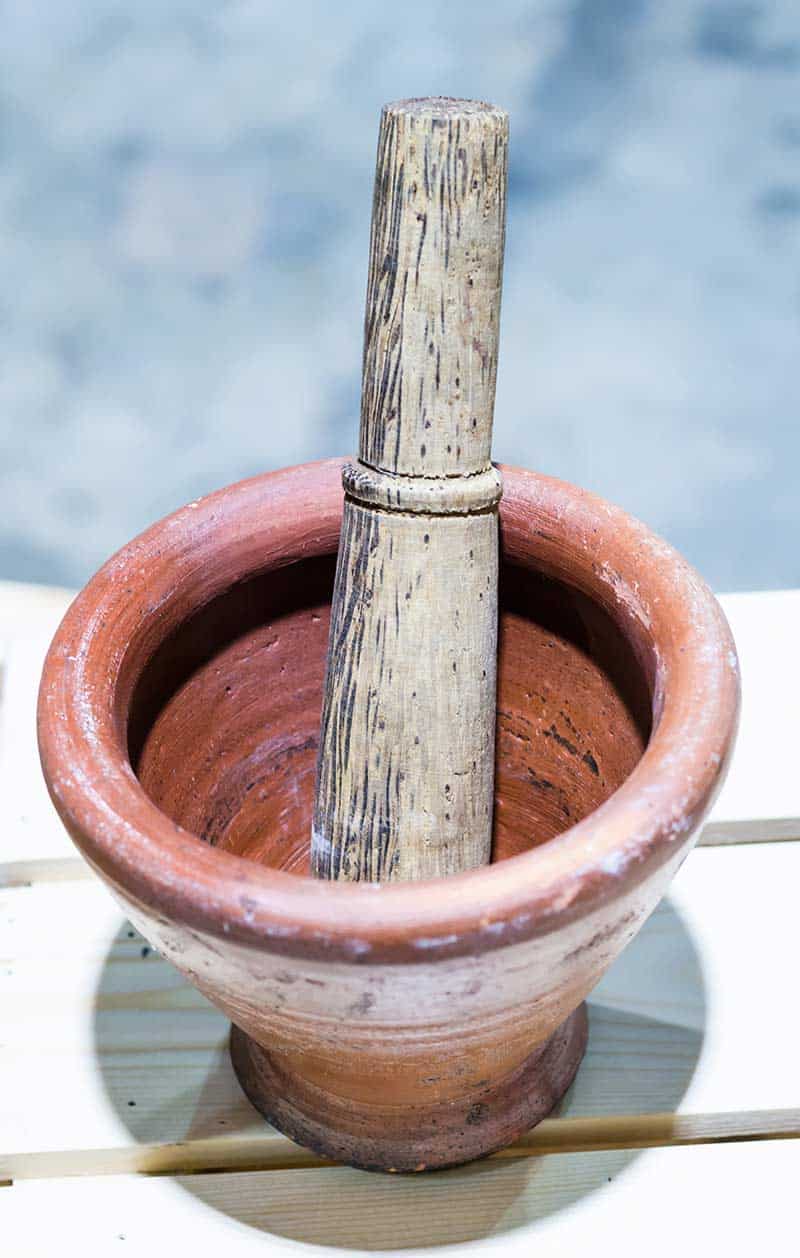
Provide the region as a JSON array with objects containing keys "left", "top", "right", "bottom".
[
  {"left": 2, "top": 1140, "right": 796, "bottom": 1255},
  {"left": 0, "top": 584, "right": 77, "bottom": 879},
  {"left": 699, "top": 589, "right": 800, "bottom": 843}
]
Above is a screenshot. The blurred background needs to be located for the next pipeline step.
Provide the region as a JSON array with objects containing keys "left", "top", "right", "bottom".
[{"left": 0, "top": 0, "right": 797, "bottom": 592}]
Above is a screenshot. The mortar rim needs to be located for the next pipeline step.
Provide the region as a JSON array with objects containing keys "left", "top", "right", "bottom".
[{"left": 38, "top": 457, "right": 739, "bottom": 963}]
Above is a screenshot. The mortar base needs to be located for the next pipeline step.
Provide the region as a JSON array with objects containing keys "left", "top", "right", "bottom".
[{"left": 230, "top": 1002, "right": 588, "bottom": 1173}]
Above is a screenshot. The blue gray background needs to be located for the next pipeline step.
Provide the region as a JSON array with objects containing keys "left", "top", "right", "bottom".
[{"left": 1, "top": 1, "right": 798, "bottom": 591}]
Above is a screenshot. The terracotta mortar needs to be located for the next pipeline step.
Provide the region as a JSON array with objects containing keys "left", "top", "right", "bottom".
[{"left": 38, "top": 457, "right": 739, "bottom": 1172}]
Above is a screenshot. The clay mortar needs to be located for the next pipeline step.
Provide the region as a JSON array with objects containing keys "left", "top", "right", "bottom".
[{"left": 38, "top": 458, "right": 739, "bottom": 1172}]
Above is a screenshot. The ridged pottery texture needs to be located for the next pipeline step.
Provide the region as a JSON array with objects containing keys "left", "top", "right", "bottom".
[{"left": 38, "top": 459, "right": 739, "bottom": 1171}]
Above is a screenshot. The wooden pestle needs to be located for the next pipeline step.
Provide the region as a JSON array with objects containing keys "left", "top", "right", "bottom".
[{"left": 311, "top": 97, "right": 508, "bottom": 882}]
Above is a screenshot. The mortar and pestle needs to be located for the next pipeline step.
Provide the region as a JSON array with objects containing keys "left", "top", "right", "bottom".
[{"left": 38, "top": 99, "right": 739, "bottom": 1173}]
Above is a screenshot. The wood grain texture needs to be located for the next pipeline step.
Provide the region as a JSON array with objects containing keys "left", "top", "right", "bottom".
[
  {"left": 311, "top": 99, "right": 508, "bottom": 882},
  {"left": 359, "top": 97, "right": 507, "bottom": 476},
  {"left": 312, "top": 500, "right": 499, "bottom": 880}
]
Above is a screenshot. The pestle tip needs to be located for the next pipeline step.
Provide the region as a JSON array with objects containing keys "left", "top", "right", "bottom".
[{"left": 382, "top": 96, "right": 508, "bottom": 123}]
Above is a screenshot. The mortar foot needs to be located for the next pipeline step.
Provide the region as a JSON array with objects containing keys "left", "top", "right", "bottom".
[{"left": 230, "top": 1002, "right": 588, "bottom": 1173}]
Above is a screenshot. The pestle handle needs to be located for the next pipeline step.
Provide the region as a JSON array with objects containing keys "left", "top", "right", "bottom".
[
  {"left": 360, "top": 97, "right": 507, "bottom": 477},
  {"left": 311, "top": 98, "right": 508, "bottom": 882}
]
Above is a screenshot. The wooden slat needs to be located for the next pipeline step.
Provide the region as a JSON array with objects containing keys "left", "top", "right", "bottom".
[
  {"left": 0, "top": 857, "right": 96, "bottom": 889},
  {"left": 0, "top": 581, "right": 74, "bottom": 637},
  {"left": 698, "top": 816, "right": 800, "bottom": 845},
  {"left": 3, "top": 1109, "right": 796, "bottom": 1183},
  {"left": 2, "top": 842, "right": 798, "bottom": 1181},
  {"left": 0, "top": 585, "right": 75, "bottom": 872},
  {"left": 2, "top": 1140, "right": 796, "bottom": 1255},
  {"left": 702, "top": 589, "right": 800, "bottom": 841}
]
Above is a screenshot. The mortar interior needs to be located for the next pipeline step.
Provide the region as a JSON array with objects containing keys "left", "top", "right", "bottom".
[{"left": 127, "top": 554, "right": 652, "bottom": 874}]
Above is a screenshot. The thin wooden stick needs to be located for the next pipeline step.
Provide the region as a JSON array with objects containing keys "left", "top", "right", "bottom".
[{"left": 311, "top": 98, "right": 508, "bottom": 882}]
